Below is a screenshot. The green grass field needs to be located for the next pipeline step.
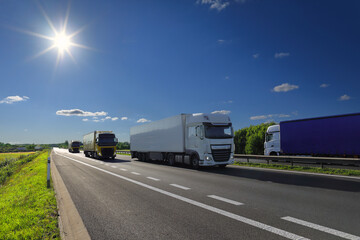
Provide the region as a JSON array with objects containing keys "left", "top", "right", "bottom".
[
  {"left": 234, "top": 161, "right": 360, "bottom": 177},
  {"left": 0, "top": 152, "right": 59, "bottom": 239},
  {"left": 0, "top": 152, "right": 40, "bottom": 185},
  {"left": 0, "top": 152, "right": 35, "bottom": 161}
]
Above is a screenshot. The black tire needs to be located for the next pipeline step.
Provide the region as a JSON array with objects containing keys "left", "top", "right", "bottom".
[
  {"left": 138, "top": 153, "right": 143, "bottom": 161},
  {"left": 191, "top": 155, "right": 200, "bottom": 170},
  {"left": 167, "top": 153, "right": 175, "bottom": 166},
  {"left": 218, "top": 164, "right": 227, "bottom": 168},
  {"left": 111, "top": 156, "right": 115, "bottom": 160}
]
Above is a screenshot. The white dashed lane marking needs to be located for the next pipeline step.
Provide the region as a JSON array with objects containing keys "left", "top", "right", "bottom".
[
  {"left": 170, "top": 184, "right": 191, "bottom": 190},
  {"left": 111, "top": 166, "right": 117, "bottom": 168},
  {"left": 120, "top": 168, "right": 127, "bottom": 171},
  {"left": 207, "top": 195, "right": 244, "bottom": 206},
  {"left": 131, "top": 172, "right": 141, "bottom": 175},
  {"left": 147, "top": 177, "right": 160, "bottom": 181}
]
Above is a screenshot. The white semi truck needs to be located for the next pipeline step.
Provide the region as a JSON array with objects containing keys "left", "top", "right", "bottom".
[{"left": 130, "top": 113, "right": 235, "bottom": 169}]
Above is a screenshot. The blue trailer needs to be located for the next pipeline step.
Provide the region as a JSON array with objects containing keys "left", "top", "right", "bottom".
[{"left": 279, "top": 113, "right": 360, "bottom": 157}]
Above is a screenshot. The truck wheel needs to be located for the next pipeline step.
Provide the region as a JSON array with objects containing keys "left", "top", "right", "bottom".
[
  {"left": 167, "top": 154, "right": 175, "bottom": 166},
  {"left": 191, "top": 155, "right": 199, "bottom": 170}
]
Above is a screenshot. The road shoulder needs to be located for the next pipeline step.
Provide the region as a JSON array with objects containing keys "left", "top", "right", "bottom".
[{"left": 51, "top": 151, "right": 91, "bottom": 240}]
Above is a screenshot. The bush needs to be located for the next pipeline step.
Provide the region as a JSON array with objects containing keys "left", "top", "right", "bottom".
[{"left": 234, "top": 122, "right": 276, "bottom": 155}]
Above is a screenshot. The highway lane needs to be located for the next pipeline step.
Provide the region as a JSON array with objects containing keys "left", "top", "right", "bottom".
[{"left": 52, "top": 148, "right": 360, "bottom": 240}]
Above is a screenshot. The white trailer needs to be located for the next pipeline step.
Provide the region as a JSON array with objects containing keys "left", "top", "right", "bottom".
[{"left": 130, "top": 113, "right": 235, "bottom": 168}]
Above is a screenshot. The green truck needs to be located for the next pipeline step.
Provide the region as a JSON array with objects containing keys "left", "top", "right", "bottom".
[
  {"left": 68, "top": 140, "right": 81, "bottom": 153},
  {"left": 83, "top": 131, "right": 118, "bottom": 159}
]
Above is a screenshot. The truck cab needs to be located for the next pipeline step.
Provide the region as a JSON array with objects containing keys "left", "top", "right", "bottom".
[
  {"left": 185, "top": 113, "right": 235, "bottom": 167},
  {"left": 264, "top": 125, "right": 280, "bottom": 156},
  {"left": 69, "top": 140, "right": 81, "bottom": 153}
]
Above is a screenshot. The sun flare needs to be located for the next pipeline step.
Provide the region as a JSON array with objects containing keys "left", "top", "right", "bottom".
[
  {"left": 53, "top": 32, "right": 71, "bottom": 52},
  {"left": 13, "top": 3, "right": 92, "bottom": 68}
]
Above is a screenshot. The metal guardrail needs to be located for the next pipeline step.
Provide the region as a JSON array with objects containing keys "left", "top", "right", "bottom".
[
  {"left": 117, "top": 150, "right": 131, "bottom": 154},
  {"left": 117, "top": 150, "right": 360, "bottom": 168},
  {"left": 234, "top": 154, "right": 360, "bottom": 168}
]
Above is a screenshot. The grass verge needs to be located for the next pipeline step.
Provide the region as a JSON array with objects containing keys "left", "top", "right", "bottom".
[
  {"left": 234, "top": 161, "right": 360, "bottom": 177},
  {"left": 0, "top": 152, "right": 59, "bottom": 239},
  {"left": 0, "top": 152, "right": 40, "bottom": 185}
]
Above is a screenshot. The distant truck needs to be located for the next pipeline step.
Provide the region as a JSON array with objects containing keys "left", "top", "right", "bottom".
[
  {"left": 68, "top": 140, "right": 81, "bottom": 153},
  {"left": 130, "top": 113, "right": 235, "bottom": 168},
  {"left": 83, "top": 131, "right": 118, "bottom": 159},
  {"left": 264, "top": 112, "right": 360, "bottom": 157}
]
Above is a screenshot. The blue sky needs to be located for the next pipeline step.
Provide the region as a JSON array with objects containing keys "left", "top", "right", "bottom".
[{"left": 0, "top": 0, "right": 359, "bottom": 144}]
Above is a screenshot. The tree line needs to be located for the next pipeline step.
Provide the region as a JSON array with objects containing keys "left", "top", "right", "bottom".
[{"left": 234, "top": 122, "right": 276, "bottom": 155}]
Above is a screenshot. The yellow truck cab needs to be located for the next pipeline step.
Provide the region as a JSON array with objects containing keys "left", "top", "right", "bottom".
[
  {"left": 83, "top": 131, "right": 118, "bottom": 159},
  {"left": 68, "top": 140, "right": 81, "bottom": 153}
]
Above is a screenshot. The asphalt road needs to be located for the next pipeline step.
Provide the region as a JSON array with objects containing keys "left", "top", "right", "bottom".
[{"left": 52, "top": 148, "right": 360, "bottom": 240}]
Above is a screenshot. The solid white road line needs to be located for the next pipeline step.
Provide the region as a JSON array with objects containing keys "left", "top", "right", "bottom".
[
  {"left": 147, "top": 177, "right": 160, "bottom": 181},
  {"left": 282, "top": 216, "right": 360, "bottom": 240},
  {"left": 170, "top": 184, "right": 191, "bottom": 190},
  {"left": 131, "top": 172, "right": 141, "bottom": 175},
  {"left": 55, "top": 153, "right": 309, "bottom": 240},
  {"left": 207, "top": 195, "right": 244, "bottom": 206}
]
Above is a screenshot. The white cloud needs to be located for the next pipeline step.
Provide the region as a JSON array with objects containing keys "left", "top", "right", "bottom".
[
  {"left": 121, "top": 117, "right": 128, "bottom": 120},
  {"left": 250, "top": 114, "right": 290, "bottom": 120},
  {"left": 82, "top": 118, "right": 89, "bottom": 122},
  {"left": 320, "top": 83, "right": 329, "bottom": 88},
  {"left": 250, "top": 115, "right": 267, "bottom": 120},
  {"left": 111, "top": 117, "right": 119, "bottom": 121},
  {"left": 56, "top": 109, "right": 107, "bottom": 117},
  {"left": 253, "top": 53, "right": 260, "bottom": 59},
  {"left": 274, "top": 52, "right": 290, "bottom": 59},
  {"left": 137, "top": 118, "right": 151, "bottom": 123},
  {"left": 273, "top": 83, "right": 299, "bottom": 92},
  {"left": 0, "top": 95, "right": 29, "bottom": 104},
  {"left": 217, "top": 39, "right": 225, "bottom": 44},
  {"left": 197, "top": 0, "right": 230, "bottom": 11},
  {"left": 225, "top": 76, "right": 229, "bottom": 80},
  {"left": 105, "top": 116, "right": 111, "bottom": 120},
  {"left": 339, "top": 94, "right": 351, "bottom": 101},
  {"left": 211, "top": 110, "right": 231, "bottom": 115}
]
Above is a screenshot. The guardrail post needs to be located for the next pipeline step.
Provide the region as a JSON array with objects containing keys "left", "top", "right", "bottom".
[
  {"left": 291, "top": 160, "right": 293, "bottom": 167},
  {"left": 247, "top": 157, "right": 249, "bottom": 163},
  {"left": 267, "top": 159, "right": 269, "bottom": 164},
  {"left": 47, "top": 156, "right": 51, "bottom": 188},
  {"left": 321, "top": 162, "right": 324, "bottom": 169}
]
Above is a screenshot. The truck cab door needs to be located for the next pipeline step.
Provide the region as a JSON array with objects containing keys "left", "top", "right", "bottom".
[{"left": 186, "top": 125, "right": 202, "bottom": 151}]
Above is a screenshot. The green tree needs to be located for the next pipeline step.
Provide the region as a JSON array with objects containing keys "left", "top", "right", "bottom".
[{"left": 234, "top": 122, "right": 276, "bottom": 155}]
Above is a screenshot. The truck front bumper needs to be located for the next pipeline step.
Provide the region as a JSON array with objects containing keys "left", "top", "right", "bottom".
[{"left": 199, "top": 153, "right": 234, "bottom": 166}]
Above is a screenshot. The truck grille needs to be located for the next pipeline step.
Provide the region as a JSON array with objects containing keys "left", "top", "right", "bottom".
[
  {"left": 101, "top": 148, "right": 114, "bottom": 158},
  {"left": 211, "top": 148, "right": 231, "bottom": 162}
]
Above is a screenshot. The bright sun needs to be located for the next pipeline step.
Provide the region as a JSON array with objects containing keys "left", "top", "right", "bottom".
[
  {"left": 14, "top": 3, "right": 91, "bottom": 68},
  {"left": 53, "top": 32, "right": 71, "bottom": 52}
]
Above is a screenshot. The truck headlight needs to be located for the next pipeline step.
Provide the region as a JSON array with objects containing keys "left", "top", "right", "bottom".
[{"left": 205, "top": 156, "right": 212, "bottom": 161}]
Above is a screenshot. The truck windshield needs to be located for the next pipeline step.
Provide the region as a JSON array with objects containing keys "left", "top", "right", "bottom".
[
  {"left": 71, "top": 142, "right": 81, "bottom": 147},
  {"left": 204, "top": 124, "right": 233, "bottom": 139},
  {"left": 98, "top": 134, "right": 118, "bottom": 146}
]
